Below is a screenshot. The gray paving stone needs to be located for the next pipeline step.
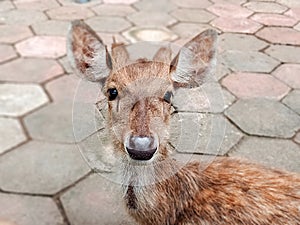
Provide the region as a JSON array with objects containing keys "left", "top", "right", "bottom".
[
  {"left": 86, "top": 16, "right": 132, "bottom": 33},
  {"left": 0, "top": 44, "right": 17, "bottom": 63},
  {"left": 0, "top": 9, "right": 47, "bottom": 25},
  {"left": 282, "top": 90, "right": 300, "bottom": 115},
  {"left": 24, "top": 101, "right": 104, "bottom": 143},
  {"left": 230, "top": 137, "right": 300, "bottom": 173},
  {"left": 0, "top": 25, "right": 33, "bottom": 44},
  {"left": 46, "top": 5, "right": 95, "bottom": 20},
  {"left": 171, "top": 8, "right": 215, "bottom": 23},
  {"left": 294, "top": 132, "right": 300, "bottom": 145},
  {"left": 218, "top": 33, "right": 268, "bottom": 52},
  {"left": 170, "top": 22, "right": 213, "bottom": 38},
  {"left": 58, "top": 56, "right": 73, "bottom": 74},
  {"left": 0, "top": 141, "right": 90, "bottom": 194},
  {"left": 61, "top": 174, "right": 138, "bottom": 225},
  {"left": 0, "top": 83, "right": 49, "bottom": 117},
  {"left": 221, "top": 50, "right": 280, "bottom": 73},
  {"left": 225, "top": 98, "right": 300, "bottom": 138},
  {"left": 171, "top": 0, "right": 212, "bottom": 8},
  {"left": 0, "top": 58, "right": 64, "bottom": 83},
  {"left": 92, "top": 4, "right": 136, "bottom": 16},
  {"left": 127, "top": 11, "right": 177, "bottom": 26},
  {"left": 0, "top": 117, "right": 27, "bottom": 155},
  {"left": 14, "top": 0, "right": 60, "bottom": 11},
  {"left": 32, "top": 20, "right": 70, "bottom": 36},
  {"left": 0, "top": 1, "right": 15, "bottom": 12},
  {"left": 134, "top": 0, "right": 176, "bottom": 12},
  {"left": 170, "top": 113, "right": 243, "bottom": 155},
  {"left": 265, "top": 45, "right": 300, "bottom": 63},
  {"left": 0, "top": 193, "right": 63, "bottom": 225}
]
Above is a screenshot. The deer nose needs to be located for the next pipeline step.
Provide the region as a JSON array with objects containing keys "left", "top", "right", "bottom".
[{"left": 126, "top": 135, "right": 157, "bottom": 161}]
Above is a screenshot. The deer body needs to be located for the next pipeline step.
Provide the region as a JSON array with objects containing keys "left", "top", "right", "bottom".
[{"left": 68, "top": 20, "right": 300, "bottom": 225}]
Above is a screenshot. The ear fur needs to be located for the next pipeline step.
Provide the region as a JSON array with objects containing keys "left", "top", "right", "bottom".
[
  {"left": 67, "top": 20, "right": 112, "bottom": 82},
  {"left": 111, "top": 39, "right": 130, "bottom": 71},
  {"left": 170, "top": 29, "right": 218, "bottom": 88}
]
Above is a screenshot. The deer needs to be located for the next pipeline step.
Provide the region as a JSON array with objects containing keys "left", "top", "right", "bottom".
[{"left": 67, "top": 20, "right": 300, "bottom": 225}]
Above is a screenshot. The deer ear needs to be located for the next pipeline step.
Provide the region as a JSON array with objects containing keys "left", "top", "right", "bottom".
[
  {"left": 170, "top": 29, "right": 218, "bottom": 88},
  {"left": 67, "top": 20, "right": 112, "bottom": 82}
]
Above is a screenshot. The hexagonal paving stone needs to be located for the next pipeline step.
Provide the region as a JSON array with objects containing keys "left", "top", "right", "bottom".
[
  {"left": 0, "top": 25, "right": 33, "bottom": 44},
  {"left": 211, "top": 17, "right": 262, "bottom": 33},
  {"left": 171, "top": 0, "right": 212, "bottom": 8},
  {"left": 14, "top": 0, "right": 60, "bottom": 10},
  {"left": 57, "top": 0, "right": 102, "bottom": 6},
  {"left": 256, "top": 27, "right": 300, "bottom": 45},
  {"left": 0, "top": 58, "right": 64, "bottom": 83},
  {"left": 0, "top": 1, "right": 14, "bottom": 12},
  {"left": 250, "top": 13, "right": 298, "bottom": 27},
  {"left": 0, "top": 44, "right": 17, "bottom": 63},
  {"left": 294, "top": 132, "right": 300, "bottom": 144},
  {"left": 0, "top": 83, "right": 49, "bottom": 117},
  {"left": 24, "top": 101, "right": 104, "bottom": 143},
  {"left": 230, "top": 137, "right": 300, "bottom": 173},
  {"left": 127, "top": 11, "right": 177, "bottom": 26},
  {"left": 272, "top": 64, "right": 300, "bottom": 89},
  {"left": 221, "top": 50, "right": 280, "bottom": 73},
  {"left": 46, "top": 5, "right": 95, "bottom": 20},
  {"left": 207, "top": 3, "right": 253, "bottom": 18},
  {"left": 123, "top": 27, "right": 177, "bottom": 42},
  {"left": 285, "top": 7, "right": 300, "bottom": 20},
  {"left": 170, "top": 113, "right": 243, "bottom": 155},
  {"left": 0, "top": 9, "right": 47, "bottom": 25},
  {"left": 265, "top": 45, "right": 300, "bottom": 63},
  {"left": 244, "top": 2, "right": 288, "bottom": 13},
  {"left": 0, "top": 193, "right": 63, "bottom": 225},
  {"left": 211, "top": 0, "right": 246, "bottom": 4},
  {"left": 15, "top": 36, "right": 66, "bottom": 58},
  {"left": 171, "top": 8, "right": 215, "bottom": 23},
  {"left": 225, "top": 98, "right": 300, "bottom": 138},
  {"left": 58, "top": 56, "right": 73, "bottom": 74},
  {"left": 86, "top": 16, "right": 132, "bottom": 33},
  {"left": 103, "top": 0, "right": 138, "bottom": 3},
  {"left": 278, "top": 0, "right": 300, "bottom": 7},
  {"left": 134, "top": 0, "right": 176, "bottom": 12},
  {"left": 32, "top": 20, "right": 70, "bottom": 36},
  {"left": 282, "top": 90, "right": 300, "bottom": 115},
  {"left": 170, "top": 23, "right": 213, "bottom": 39},
  {"left": 222, "top": 72, "right": 290, "bottom": 99},
  {"left": 0, "top": 117, "right": 27, "bottom": 155},
  {"left": 295, "top": 22, "right": 300, "bottom": 32},
  {"left": 61, "top": 174, "right": 138, "bottom": 225},
  {"left": 218, "top": 33, "right": 268, "bottom": 52},
  {"left": 92, "top": 4, "right": 136, "bottom": 16},
  {"left": 0, "top": 141, "right": 90, "bottom": 194}
]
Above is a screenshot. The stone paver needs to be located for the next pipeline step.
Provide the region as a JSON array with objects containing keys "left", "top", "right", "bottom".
[
  {"left": 211, "top": 17, "right": 262, "bottom": 33},
  {"left": 171, "top": 0, "right": 212, "bottom": 9},
  {"left": 127, "top": 11, "right": 177, "bottom": 26},
  {"left": 295, "top": 22, "right": 300, "bottom": 31},
  {"left": 294, "top": 132, "right": 300, "bottom": 144},
  {"left": 0, "top": 1, "right": 14, "bottom": 12},
  {"left": 32, "top": 20, "right": 70, "bottom": 36},
  {"left": 0, "top": 58, "right": 64, "bottom": 83},
  {"left": 225, "top": 98, "right": 300, "bottom": 138},
  {"left": 86, "top": 16, "right": 132, "bottom": 33},
  {"left": 57, "top": 0, "right": 103, "bottom": 6},
  {"left": 0, "top": 117, "right": 27, "bottom": 155},
  {"left": 0, "top": 9, "right": 47, "bottom": 25},
  {"left": 103, "top": 0, "right": 138, "bottom": 3},
  {"left": 134, "top": 0, "right": 176, "bottom": 12},
  {"left": 171, "top": 9, "right": 215, "bottom": 23},
  {"left": 92, "top": 4, "right": 136, "bottom": 16},
  {"left": 170, "top": 23, "right": 213, "bottom": 38},
  {"left": 272, "top": 64, "right": 300, "bottom": 89},
  {"left": 285, "top": 7, "right": 300, "bottom": 20},
  {"left": 207, "top": 3, "right": 253, "bottom": 18},
  {"left": 211, "top": 0, "right": 246, "bottom": 4},
  {"left": 14, "top": 0, "right": 60, "bottom": 11},
  {"left": 123, "top": 27, "right": 177, "bottom": 42},
  {"left": 0, "top": 25, "right": 33, "bottom": 44},
  {"left": 15, "top": 36, "right": 66, "bottom": 58},
  {"left": 250, "top": 13, "right": 298, "bottom": 27},
  {"left": 282, "top": 90, "right": 300, "bottom": 115},
  {"left": 222, "top": 72, "right": 290, "bottom": 99},
  {"left": 46, "top": 6, "right": 95, "bottom": 20},
  {"left": 221, "top": 50, "right": 280, "bottom": 73},
  {"left": 0, "top": 193, "right": 63, "bottom": 225},
  {"left": 277, "top": 0, "right": 300, "bottom": 8},
  {"left": 244, "top": 2, "right": 288, "bottom": 13},
  {"left": 61, "top": 174, "right": 138, "bottom": 225},
  {"left": 265, "top": 45, "right": 300, "bottom": 63},
  {"left": 0, "top": 44, "right": 17, "bottom": 64},
  {"left": 256, "top": 27, "right": 300, "bottom": 45},
  {"left": 0, "top": 141, "right": 90, "bottom": 194},
  {"left": 0, "top": 83, "right": 49, "bottom": 117},
  {"left": 230, "top": 137, "right": 300, "bottom": 173}
]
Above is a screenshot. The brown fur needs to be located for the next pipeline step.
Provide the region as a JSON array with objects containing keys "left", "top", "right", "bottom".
[{"left": 68, "top": 20, "right": 300, "bottom": 225}]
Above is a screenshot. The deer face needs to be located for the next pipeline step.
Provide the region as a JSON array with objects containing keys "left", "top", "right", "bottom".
[{"left": 68, "top": 20, "right": 217, "bottom": 163}]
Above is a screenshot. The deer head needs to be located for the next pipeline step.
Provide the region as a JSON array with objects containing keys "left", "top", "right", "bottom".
[{"left": 68, "top": 20, "right": 217, "bottom": 165}]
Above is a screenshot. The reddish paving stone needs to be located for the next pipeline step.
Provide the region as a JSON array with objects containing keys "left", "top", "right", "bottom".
[
  {"left": 295, "top": 22, "right": 300, "bottom": 31},
  {"left": 171, "top": 0, "right": 212, "bottom": 8},
  {"left": 86, "top": 16, "right": 132, "bottom": 33},
  {"left": 222, "top": 72, "right": 290, "bottom": 99},
  {"left": 170, "top": 23, "right": 213, "bottom": 38},
  {"left": 0, "top": 44, "right": 17, "bottom": 64},
  {"left": 92, "top": 4, "right": 135, "bottom": 16},
  {"left": 207, "top": 3, "right": 253, "bottom": 18},
  {"left": 0, "top": 1, "right": 15, "bottom": 12},
  {"left": 0, "top": 9, "right": 47, "bottom": 25},
  {"left": 127, "top": 11, "right": 177, "bottom": 26},
  {"left": 46, "top": 5, "right": 95, "bottom": 20},
  {"left": 0, "top": 58, "right": 64, "bottom": 83},
  {"left": 250, "top": 13, "right": 298, "bottom": 27},
  {"left": 265, "top": 45, "right": 300, "bottom": 63},
  {"left": 285, "top": 8, "right": 300, "bottom": 20},
  {"left": 15, "top": 36, "right": 66, "bottom": 58},
  {"left": 32, "top": 20, "right": 70, "bottom": 36},
  {"left": 256, "top": 27, "right": 300, "bottom": 45},
  {"left": 272, "top": 64, "right": 300, "bottom": 89},
  {"left": 14, "top": 0, "right": 59, "bottom": 11},
  {"left": 244, "top": 2, "right": 288, "bottom": 13},
  {"left": 211, "top": 17, "right": 262, "bottom": 33},
  {"left": 0, "top": 193, "right": 63, "bottom": 225},
  {"left": 0, "top": 25, "right": 33, "bottom": 44},
  {"left": 171, "top": 8, "right": 215, "bottom": 23}
]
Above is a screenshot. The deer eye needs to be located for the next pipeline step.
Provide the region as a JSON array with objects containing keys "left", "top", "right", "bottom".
[
  {"left": 107, "top": 88, "right": 118, "bottom": 101},
  {"left": 163, "top": 91, "right": 173, "bottom": 104}
]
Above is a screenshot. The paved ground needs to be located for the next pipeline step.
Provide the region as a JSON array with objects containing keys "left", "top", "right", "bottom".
[{"left": 0, "top": 0, "right": 300, "bottom": 224}]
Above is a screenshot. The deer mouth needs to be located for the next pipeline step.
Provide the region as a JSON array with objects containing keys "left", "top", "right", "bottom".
[{"left": 126, "top": 147, "right": 157, "bottom": 161}]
